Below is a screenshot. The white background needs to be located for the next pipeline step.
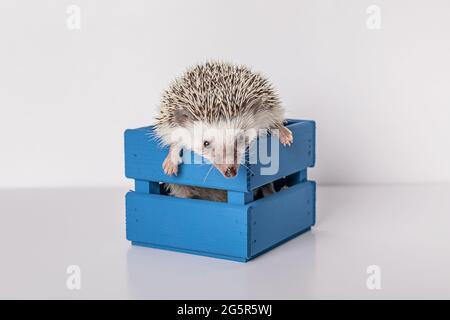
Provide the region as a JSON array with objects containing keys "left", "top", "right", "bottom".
[
  {"left": 1, "top": 0, "right": 450, "bottom": 300},
  {"left": 1, "top": 0, "right": 449, "bottom": 188}
]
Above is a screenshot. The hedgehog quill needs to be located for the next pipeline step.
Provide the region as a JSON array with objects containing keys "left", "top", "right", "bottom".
[{"left": 154, "top": 61, "right": 293, "bottom": 202}]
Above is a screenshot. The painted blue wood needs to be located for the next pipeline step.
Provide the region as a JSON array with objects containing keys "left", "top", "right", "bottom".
[
  {"left": 124, "top": 118, "right": 317, "bottom": 262},
  {"left": 248, "top": 120, "right": 315, "bottom": 190},
  {"left": 126, "top": 180, "right": 316, "bottom": 262},
  {"left": 248, "top": 181, "right": 316, "bottom": 256},
  {"left": 124, "top": 128, "right": 249, "bottom": 192},
  {"left": 134, "top": 180, "right": 160, "bottom": 194},
  {"left": 227, "top": 191, "right": 254, "bottom": 205},
  {"left": 126, "top": 191, "right": 249, "bottom": 259},
  {"left": 132, "top": 241, "right": 249, "bottom": 262},
  {"left": 124, "top": 119, "right": 315, "bottom": 192}
]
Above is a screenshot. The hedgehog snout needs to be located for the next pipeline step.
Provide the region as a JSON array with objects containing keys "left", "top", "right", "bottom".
[
  {"left": 216, "top": 164, "right": 239, "bottom": 178},
  {"left": 224, "top": 166, "right": 237, "bottom": 178}
]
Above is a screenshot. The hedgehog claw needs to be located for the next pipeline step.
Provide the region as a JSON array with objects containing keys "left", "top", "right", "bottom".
[
  {"left": 163, "top": 155, "right": 180, "bottom": 176},
  {"left": 279, "top": 126, "right": 293, "bottom": 146}
]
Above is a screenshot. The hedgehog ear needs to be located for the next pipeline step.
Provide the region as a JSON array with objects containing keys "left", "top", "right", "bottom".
[{"left": 173, "top": 107, "right": 192, "bottom": 127}]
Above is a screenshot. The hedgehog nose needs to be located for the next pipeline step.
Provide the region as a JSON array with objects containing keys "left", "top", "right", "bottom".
[{"left": 224, "top": 166, "right": 237, "bottom": 178}]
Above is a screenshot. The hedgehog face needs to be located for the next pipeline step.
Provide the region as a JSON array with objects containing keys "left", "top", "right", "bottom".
[{"left": 187, "top": 121, "right": 257, "bottom": 178}]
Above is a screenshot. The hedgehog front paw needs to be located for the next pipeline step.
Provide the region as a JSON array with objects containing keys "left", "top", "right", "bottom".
[
  {"left": 163, "top": 154, "right": 182, "bottom": 176},
  {"left": 279, "top": 126, "right": 293, "bottom": 146}
]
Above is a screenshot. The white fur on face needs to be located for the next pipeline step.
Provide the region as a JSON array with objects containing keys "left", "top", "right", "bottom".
[{"left": 180, "top": 120, "right": 258, "bottom": 166}]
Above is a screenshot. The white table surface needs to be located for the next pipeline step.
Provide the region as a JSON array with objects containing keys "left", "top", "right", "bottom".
[{"left": 1, "top": 184, "right": 449, "bottom": 299}]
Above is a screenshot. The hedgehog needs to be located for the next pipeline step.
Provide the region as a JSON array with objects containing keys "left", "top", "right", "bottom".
[{"left": 154, "top": 61, "right": 293, "bottom": 202}]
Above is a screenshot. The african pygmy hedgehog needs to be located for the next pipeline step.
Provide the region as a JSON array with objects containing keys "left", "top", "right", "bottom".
[{"left": 154, "top": 61, "right": 293, "bottom": 202}]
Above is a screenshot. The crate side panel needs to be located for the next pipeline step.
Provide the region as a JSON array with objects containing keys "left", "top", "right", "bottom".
[
  {"left": 249, "top": 120, "right": 315, "bottom": 189},
  {"left": 132, "top": 241, "right": 248, "bottom": 262},
  {"left": 249, "top": 181, "right": 315, "bottom": 257},
  {"left": 124, "top": 127, "right": 248, "bottom": 192},
  {"left": 126, "top": 192, "right": 248, "bottom": 258}
]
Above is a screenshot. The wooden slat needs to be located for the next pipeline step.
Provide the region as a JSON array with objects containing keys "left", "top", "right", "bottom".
[
  {"left": 124, "top": 119, "right": 315, "bottom": 192},
  {"left": 126, "top": 192, "right": 249, "bottom": 259},
  {"left": 249, "top": 181, "right": 316, "bottom": 257}
]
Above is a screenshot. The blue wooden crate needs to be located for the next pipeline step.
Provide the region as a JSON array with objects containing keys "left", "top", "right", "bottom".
[{"left": 124, "top": 119, "right": 316, "bottom": 262}]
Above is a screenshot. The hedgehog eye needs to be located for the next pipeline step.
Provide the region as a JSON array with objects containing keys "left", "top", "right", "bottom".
[{"left": 203, "top": 141, "right": 210, "bottom": 148}]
